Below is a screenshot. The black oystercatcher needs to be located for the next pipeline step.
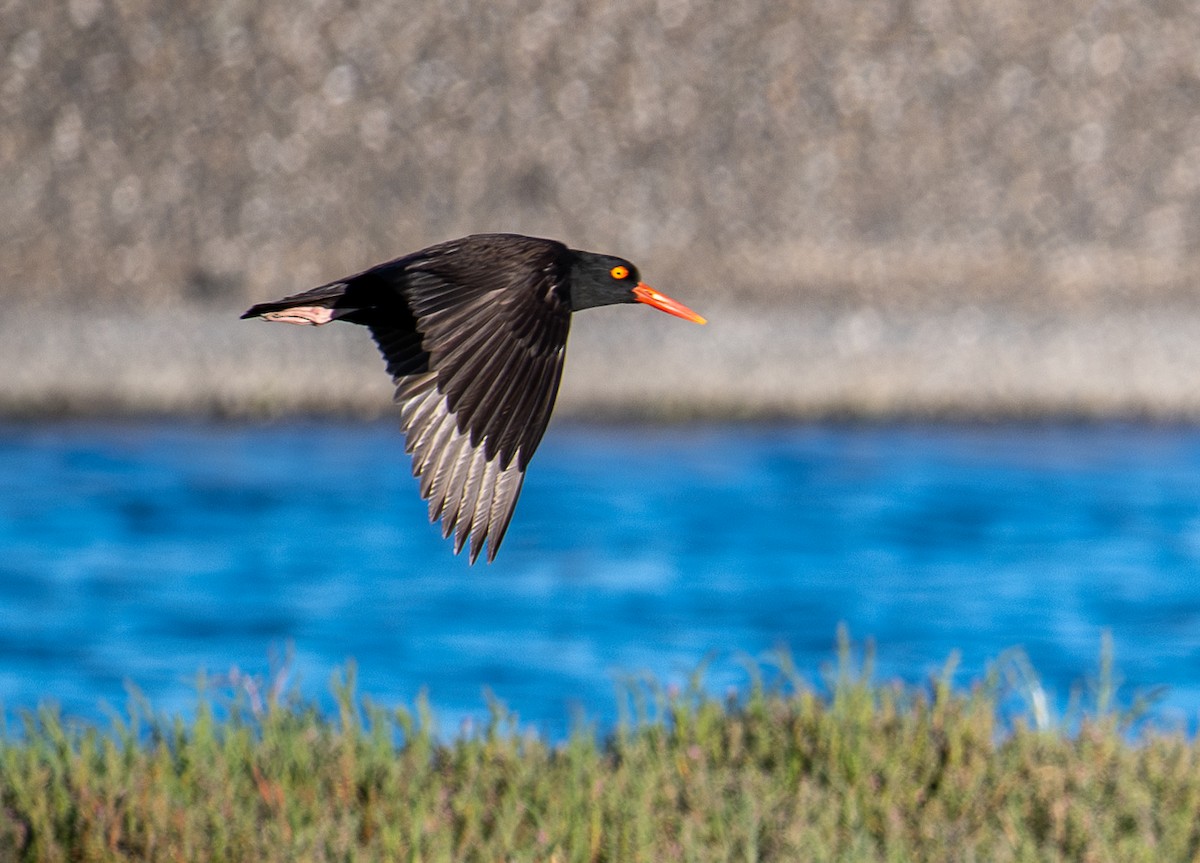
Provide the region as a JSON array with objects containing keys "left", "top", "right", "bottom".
[{"left": 242, "top": 233, "right": 706, "bottom": 563}]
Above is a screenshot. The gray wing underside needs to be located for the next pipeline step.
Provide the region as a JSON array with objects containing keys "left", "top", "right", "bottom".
[{"left": 394, "top": 378, "right": 531, "bottom": 564}]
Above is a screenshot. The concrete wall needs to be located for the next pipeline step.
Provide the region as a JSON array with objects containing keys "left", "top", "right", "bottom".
[
  {"left": 4, "top": 1, "right": 1200, "bottom": 418},
  {"left": 5, "top": 0, "right": 1199, "bottom": 308}
]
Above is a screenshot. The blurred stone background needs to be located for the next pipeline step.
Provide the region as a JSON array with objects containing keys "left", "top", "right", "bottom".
[{"left": 3, "top": 0, "right": 1200, "bottom": 416}]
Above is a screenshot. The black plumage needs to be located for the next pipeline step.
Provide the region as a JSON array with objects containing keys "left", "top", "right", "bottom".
[{"left": 242, "top": 233, "right": 705, "bottom": 563}]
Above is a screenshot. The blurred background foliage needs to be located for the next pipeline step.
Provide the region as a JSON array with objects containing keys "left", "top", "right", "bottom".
[{"left": 5, "top": 0, "right": 1199, "bottom": 310}]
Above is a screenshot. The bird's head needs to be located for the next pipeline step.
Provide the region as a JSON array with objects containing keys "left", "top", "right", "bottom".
[{"left": 567, "top": 251, "right": 707, "bottom": 324}]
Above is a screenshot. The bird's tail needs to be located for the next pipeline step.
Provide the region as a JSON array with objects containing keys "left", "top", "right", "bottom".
[{"left": 240, "top": 281, "right": 360, "bottom": 326}]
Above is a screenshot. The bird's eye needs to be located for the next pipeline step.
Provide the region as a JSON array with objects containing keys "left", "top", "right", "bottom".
[{"left": 610, "top": 265, "right": 629, "bottom": 280}]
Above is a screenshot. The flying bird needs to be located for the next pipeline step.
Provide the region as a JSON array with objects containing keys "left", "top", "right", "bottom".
[{"left": 242, "top": 233, "right": 706, "bottom": 563}]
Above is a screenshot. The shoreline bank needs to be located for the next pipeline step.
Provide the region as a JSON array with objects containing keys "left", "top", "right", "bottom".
[{"left": 4, "top": 301, "right": 1200, "bottom": 421}]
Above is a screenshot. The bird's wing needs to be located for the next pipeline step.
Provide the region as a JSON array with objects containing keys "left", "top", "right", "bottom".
[{"left": 362, "top": 239, "right": 572, "bottom": 563}]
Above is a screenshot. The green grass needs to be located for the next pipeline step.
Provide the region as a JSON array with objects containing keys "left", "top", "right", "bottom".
[{"left": 1, "top": 632, "right": 1197, "bottom": 862}]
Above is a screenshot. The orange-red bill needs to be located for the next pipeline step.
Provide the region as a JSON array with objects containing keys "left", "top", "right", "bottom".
[{"left": 632, "top": 283, "right": 707, "bottom": 325}]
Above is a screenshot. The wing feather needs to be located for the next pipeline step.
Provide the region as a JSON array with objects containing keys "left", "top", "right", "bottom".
[{"left": 386, "top": 236, "right": 571, "bottom": 560}]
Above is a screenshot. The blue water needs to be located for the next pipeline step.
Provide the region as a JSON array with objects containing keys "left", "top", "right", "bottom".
[{"left": 2, "top": 420, "right": 1199, "bottom": 737}]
